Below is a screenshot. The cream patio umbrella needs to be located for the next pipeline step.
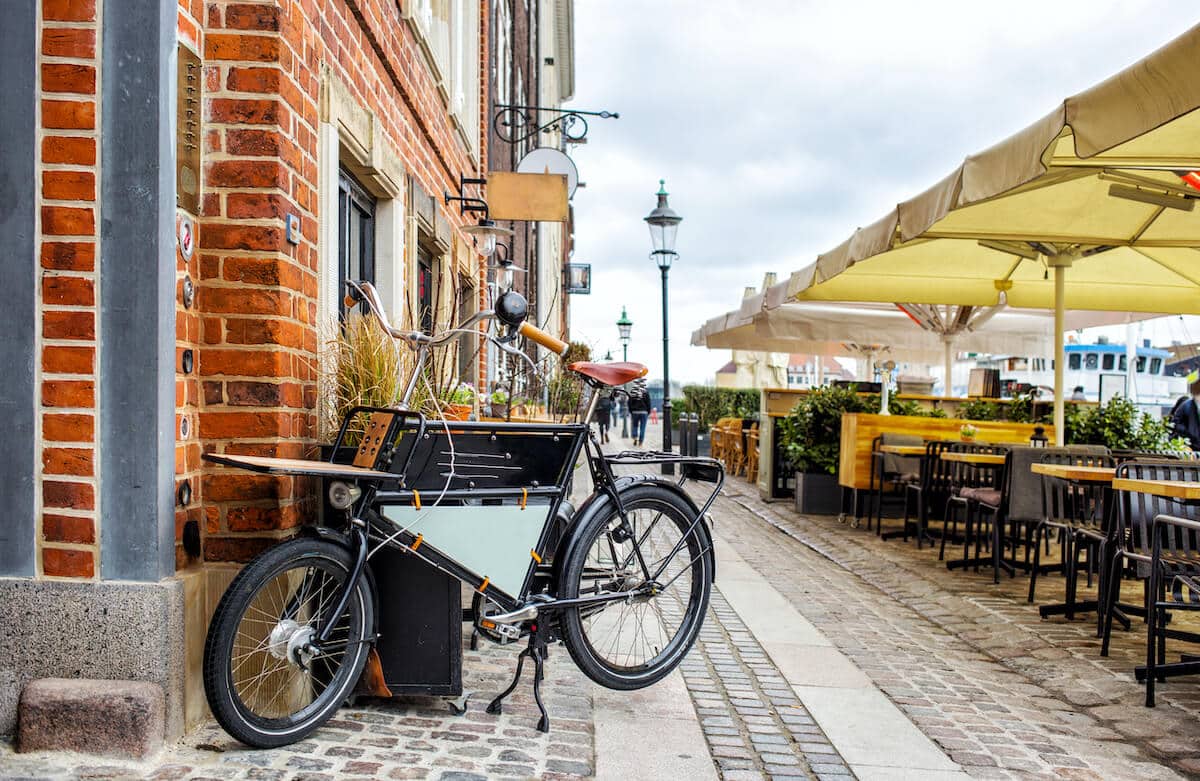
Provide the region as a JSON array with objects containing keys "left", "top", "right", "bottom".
[{"left": 768, "top": 24, "right": 1200, "bottom": 443}]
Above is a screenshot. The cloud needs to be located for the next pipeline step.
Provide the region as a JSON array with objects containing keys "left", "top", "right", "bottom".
[{"left": 564, "top": 2, "right": 1198, "bottom": 383}]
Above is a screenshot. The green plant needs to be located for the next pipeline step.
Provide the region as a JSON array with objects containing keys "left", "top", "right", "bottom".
[
  {"left": 883, "top": 397, "right": 947, "bottom": 418},
  {"left": 446, "top": 382, "right": 476, "bottom": 404},
  {"left": 674, "top": 386, "right": 759, "bottom": 428},
  {"left": 489, "top": 387, "right": 509, "bottom": 404},
  {"left": 957, "top": 399, "right": 1001, "bottom": 421},
  {"left": 776, "top": 385, "right": 870, "bottom": 475},
  {"left": 1065, "top": 396, "right": 1189, "bottom": 452}
]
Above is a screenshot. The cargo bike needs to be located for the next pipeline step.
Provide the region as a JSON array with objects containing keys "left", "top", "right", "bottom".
[{"left": 201, "top": 280, "right": 723, "bottom": 747}]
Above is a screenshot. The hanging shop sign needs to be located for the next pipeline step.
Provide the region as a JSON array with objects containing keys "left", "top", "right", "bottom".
[
  {"left": 486, "top": 172, "right": 569, "bottom": 222},
  {"left": 565, "top": 263, "right": 591, "bottom": 294}
]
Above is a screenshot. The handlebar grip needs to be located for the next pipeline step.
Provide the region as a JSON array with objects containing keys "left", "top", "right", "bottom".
[{"left": 519, "top": 322, "right": 569, "bottom": 356}]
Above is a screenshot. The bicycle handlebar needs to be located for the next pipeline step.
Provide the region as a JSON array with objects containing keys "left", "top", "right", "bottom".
[{"left": 519, "top": 322, "right": 570, "bottom": 356}]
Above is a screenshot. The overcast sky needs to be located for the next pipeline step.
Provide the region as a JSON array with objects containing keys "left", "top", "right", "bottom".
[{"left": 561, "top": 1, "right": 1199, "bottom": 383}]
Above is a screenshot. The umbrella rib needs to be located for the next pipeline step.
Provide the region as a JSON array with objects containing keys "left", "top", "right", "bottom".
[{"left": 1127, "top": 205, "right": 1166, "bottom": 245}]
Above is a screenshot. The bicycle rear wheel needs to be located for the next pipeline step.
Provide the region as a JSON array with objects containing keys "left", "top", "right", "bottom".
[
  {"left": 203, "top": 537, "right": 374, "bottom": 747},
  {"left": 558, "top": 483, "right": 713, "bottom": 690}
]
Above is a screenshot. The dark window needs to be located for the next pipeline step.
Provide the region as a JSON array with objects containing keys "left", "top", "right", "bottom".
[
  {"left": 1102, "top": 354, "right": 1115, "bottom": 371},
  {"left": 1151, "top": 357, "right": 1163, "bottom": 374},
  {"left": 417, "top": 246, "right": 434, "bottom": 336},
  {"left": 457, "top": 277, "right": 478, "bottom": 383},
  {"left": 1119, "top": 355, "right": 1127, "bottom": 371},
  {"left": 338, "top": 168, "right": 376, "bottom": 319},
  {"left": 1068, "top": 353, "right": 1082, "bottom": 371},
  {"left": 1084, "top": 353, "right": 1098, "bottom": 370},
  {"left": 1137, "top": 355, "right": 1147, "bottom": 373}
]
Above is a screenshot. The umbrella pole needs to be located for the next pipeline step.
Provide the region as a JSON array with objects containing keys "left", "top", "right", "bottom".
[
  {"left": 943, "top": 338, "right": 954, "bottom": 398},
  {"left": 1050, "top": 257, "right": 1072, "bottom": 446}
]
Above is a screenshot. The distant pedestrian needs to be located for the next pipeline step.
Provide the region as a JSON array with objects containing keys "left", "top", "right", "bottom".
[
  {"left": 627, "top": 379, "right": 650, "bottom": 446},
  {"left": 593, "top": 390, "right": 613, "bottom": 443},
  {"left": 1069, "top": 385, "right": 1087, "bottom": 401},
  {"left": 1170, "top": 378, "right": 1200, "bottom": 451}
]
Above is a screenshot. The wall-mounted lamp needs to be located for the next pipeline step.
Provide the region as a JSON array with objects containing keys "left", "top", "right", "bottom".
[{"left": 445, "top": 174, "right": 513, "bottom": 257}]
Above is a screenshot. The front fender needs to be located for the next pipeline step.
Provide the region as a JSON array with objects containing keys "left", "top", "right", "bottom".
[{"left": 299, "top": 525, "right": 381, "bottom": 631}]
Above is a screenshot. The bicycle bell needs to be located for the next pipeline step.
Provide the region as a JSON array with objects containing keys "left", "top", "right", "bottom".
[{"left": 495, "top": 289, "right": 528, "bottom": 328}]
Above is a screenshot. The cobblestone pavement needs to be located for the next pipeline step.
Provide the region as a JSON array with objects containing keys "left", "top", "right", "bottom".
[
  {"left": 680, "top": 590, "right": 853, "bottom": 781},
  {"left": 709, "top": 477, "right": 1200, "bottom": 780},
  {"left": 0, "top": 626, "right": 595, "bottom": 780}
]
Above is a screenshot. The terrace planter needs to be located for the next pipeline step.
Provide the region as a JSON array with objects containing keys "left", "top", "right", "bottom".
[{"left": 793, "top": 471, "right": 841, "bottom": 515}]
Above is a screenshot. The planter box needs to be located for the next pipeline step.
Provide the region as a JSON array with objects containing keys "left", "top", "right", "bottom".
[{"left": 794, "top": 471, "right": 841, "bottom": 515}]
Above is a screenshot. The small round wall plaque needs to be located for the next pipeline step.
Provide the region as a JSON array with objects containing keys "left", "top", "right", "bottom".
[{"left": 181, "top": 275, "right": 195, "bottom": 308}]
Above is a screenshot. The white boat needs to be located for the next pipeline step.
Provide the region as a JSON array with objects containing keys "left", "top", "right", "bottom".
[{"left": 975, "top": 339, "right": 1186, "bottom": 408}]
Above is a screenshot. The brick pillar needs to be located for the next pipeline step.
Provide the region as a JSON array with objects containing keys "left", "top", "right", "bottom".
[
  {"left": 199, "top": 0, "right": 320, "bottom": 562},
  {"left": 38, "top": 0, "right": 102, "bottom": 578}
]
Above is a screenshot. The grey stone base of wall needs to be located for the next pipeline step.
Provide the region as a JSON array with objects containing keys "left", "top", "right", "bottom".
[{"left": 0, "top": 577, "right": 185, "bottom": 740}]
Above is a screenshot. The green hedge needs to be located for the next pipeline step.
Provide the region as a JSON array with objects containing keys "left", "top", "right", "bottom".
[{"left": 673, "top": 386, "right": 760, "bottom": 429}]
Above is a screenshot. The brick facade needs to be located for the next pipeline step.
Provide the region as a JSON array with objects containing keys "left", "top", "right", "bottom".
[{"left": 38, "top": 0, "right": 101, "bottom": 578}]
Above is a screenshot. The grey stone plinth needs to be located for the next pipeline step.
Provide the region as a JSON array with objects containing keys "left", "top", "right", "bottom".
[
  {"left": 18, "top": 678, "right": 164, "bottom": 757},
  {"left": 0, "top": 577, "right": 184, "bottom": 739}
]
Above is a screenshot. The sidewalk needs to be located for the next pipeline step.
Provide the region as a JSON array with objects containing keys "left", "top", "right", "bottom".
[{"left": 3, "top": 422, "right": 1192, "bottom": 779}]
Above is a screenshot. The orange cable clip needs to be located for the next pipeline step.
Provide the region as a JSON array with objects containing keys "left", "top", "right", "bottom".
[
  {"left": 412, "top": 489, "right": 421, "bottom": 510},
  {"left": 477, "top": 576, "right": 490, "bottom": 593},
  {"left": 530, "top": 549, "right": 543, "bottom": 564},
  {"left": 520, "top": 487, "right": 528, "bottom": 510},
  {"left": 410, "top": 533, "right": 424, "bottom": 551}
]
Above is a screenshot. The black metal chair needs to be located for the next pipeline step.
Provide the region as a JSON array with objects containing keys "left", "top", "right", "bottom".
[
  {"left": 1103, "top": 460, "right": 1200, "bottom": 657},
  {"left": 1141, "top": 513, "right": 1200, "bottom": 706},
  {"left": 1027, "top": 450, "right": 1116, "bottom": 609},
  {"left": 904, "top": 440, "right": 955, "bottom": 550},
  {"left": 869, "top": 432, "right": 923, "bottom": 538},
  {"left": 940, "top": 442, "right": 1009, "bottom": 573}
]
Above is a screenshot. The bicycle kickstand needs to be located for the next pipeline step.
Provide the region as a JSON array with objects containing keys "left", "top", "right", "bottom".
[{"left": 486, "top": 624, "right": 552, "bottom": 733}]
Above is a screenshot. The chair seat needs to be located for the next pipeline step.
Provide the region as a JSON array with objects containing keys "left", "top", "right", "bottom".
[
  {"left": 959, "top": 487, "right": 1001, "bottom": 507},
  {"left": 568, "top": 361, "right": 648, "bottom": 386}
]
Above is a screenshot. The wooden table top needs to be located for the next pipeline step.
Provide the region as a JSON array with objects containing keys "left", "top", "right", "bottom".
[
  {"left": 1111, "top": 478, "right": 1200, "bottom": 500},
  {"left": 877, "top": 445, "right": 926, "bottom": 456},
  {"left": 204, "top": 453, "right": 398, "bottom": 481},
  {"left": 940, "top": 451, "right": 1006, "bottom": 466},
  {"left": 1031, "top": 463, "right": 1115, "bottom": 482}
]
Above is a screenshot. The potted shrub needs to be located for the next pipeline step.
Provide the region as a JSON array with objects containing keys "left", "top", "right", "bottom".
[
  {"left": 443, "top": 382, "right": 476, "bottom": 421},
  {"left": 959, "top": 423, "right": 978, "bottom": 442},
  {"left": 488, "top": 387, "right": 510, "bottom": 419},
  {"left": 777, "top": 385, "right": 868, "bottom": 515}
]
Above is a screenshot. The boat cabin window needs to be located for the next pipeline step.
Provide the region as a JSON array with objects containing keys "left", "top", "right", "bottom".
[
  {"left": 1119, "top": 355, "right": 1127, "bottom": 371},
  {"left": 1084, "top": 353, "right": 1098, "bottom": 370},
  {"left": 1068, "top": 353, "right": 1082, "bottom": 371},
  {"left": 1102, "top": 354, "right": 1115, "bottom": 371},
  {"left": 1151, "top": 357, "right": 1162, "bottom": 375},
  {"left": 1136, "top": 356, "right": 1147, "bottom": 373}
]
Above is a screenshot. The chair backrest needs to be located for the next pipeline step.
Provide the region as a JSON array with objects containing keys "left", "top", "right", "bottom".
[
  {"left": 1006, "top": 446, "right": 1108, "bottom": 522},
  {"left": 1036, "top": 450, "right": 1116, "bottom": 529},
  {"left": 945, "top": 442, "right": 1008, "bottom": 490},
  {"left": 1116, "top": 460, "right": 1200, "bottom": 559}
]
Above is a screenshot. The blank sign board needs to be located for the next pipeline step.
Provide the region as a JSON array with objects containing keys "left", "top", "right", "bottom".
[{"left": 487, "top": 172, "right": 569, "bottom": 222}]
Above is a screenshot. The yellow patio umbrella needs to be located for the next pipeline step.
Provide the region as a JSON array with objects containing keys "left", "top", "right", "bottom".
[{"left": 770, "top": 24, "right": 1200, "bottom": 443}]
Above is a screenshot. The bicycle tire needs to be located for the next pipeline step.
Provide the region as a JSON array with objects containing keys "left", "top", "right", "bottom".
[
  {"left": 558, "top": 483, "right": 712, "bottom": 690},
  {"left": 203, "top": 537, "right": 374, "bottom": 748}
]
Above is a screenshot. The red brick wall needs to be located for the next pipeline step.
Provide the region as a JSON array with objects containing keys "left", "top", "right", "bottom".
[
  {"left": 195, "top": 0, "right": 488, "bottom": 562},
  {"left": 38, "top": 0, "right": 101, "bottom": 578}
]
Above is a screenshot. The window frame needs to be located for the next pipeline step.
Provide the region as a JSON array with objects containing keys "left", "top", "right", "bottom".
[{"left": 338, "top": 166, "right": 378, "bottom": 320}]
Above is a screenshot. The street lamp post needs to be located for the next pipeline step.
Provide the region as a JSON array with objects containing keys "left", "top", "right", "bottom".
[
  {"left": 616, "top": 307, "right": 633, "bottom": 438},
  {"left": 616, "top": 306, "right": 632, "bottom": 362},
  {"left": 644, "top": 180, "right": 681, "bottom": 474}
]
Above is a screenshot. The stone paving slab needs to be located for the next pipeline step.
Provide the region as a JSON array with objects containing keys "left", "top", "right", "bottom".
[{"left": 708, "top": 478, "right": 1193, "bottom": 780}]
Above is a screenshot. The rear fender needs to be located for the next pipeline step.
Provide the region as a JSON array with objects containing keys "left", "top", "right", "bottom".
[{"left": 552, "top": 478, "right": 716, "bottom": 588}]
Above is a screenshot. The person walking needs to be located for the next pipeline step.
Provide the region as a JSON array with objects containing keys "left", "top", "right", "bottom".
[
  {"left": 1170, "top": 377, "right": 1200, "bottom": 451},
  {"left": 615, "top": 387, "right": 630, "bottom": 439},
  {"left": 593, "top": 390, "right": 613, "bottom": 444},
  {"left": 627, "top": 379, "right": 650, "bottom": 447}
]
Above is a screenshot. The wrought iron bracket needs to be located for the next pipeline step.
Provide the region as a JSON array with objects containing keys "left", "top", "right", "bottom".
[
  {"left": 492, "top": 104, "right": 618, "bottom": 145},
  {"left": 444, "top": 174, "right": 489, "bottom": 217}
]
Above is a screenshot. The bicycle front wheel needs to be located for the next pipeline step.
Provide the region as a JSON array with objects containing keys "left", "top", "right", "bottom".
[
  {"left": 559, "top": 484, "right": 713, "bottom": 690},
  {"left": 203, "top": 537, "right": 374, "bottom": 747}
]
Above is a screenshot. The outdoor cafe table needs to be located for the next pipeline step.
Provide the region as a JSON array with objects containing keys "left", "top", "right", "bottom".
[
  {"left": 1030, "top": 462, "right": 1117, "bottom": 621},
  {"left": 877, "top": 444, "right": 927, "bottom": 457},
  {"left": 1111, "top": 478, "right": 1200, "bottom": 501},
  {"left": 940, "top": 451, "right": 1006, "bottom": 466}
]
